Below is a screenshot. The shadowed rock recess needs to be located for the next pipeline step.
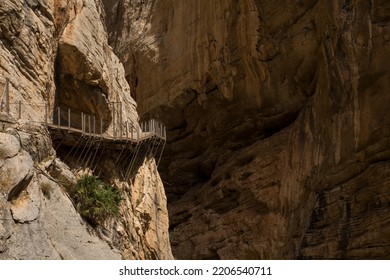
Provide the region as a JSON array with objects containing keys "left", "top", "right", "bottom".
[{"left": 104, "top": 0, "right": 390, "bottom": 259}]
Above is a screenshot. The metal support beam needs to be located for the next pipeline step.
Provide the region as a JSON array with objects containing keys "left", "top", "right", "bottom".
[{"left": 157, "top": 140, "right": 166, "bottom": 167}]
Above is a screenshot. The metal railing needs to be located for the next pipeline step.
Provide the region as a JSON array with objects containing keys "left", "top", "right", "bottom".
[
  {"left": 0, "top": 79, "right": 10, "bottom": 114},
  {"left": 51, "top": 106, "right": 166, "bottom": 141},
  {"left": 0, "top": 79, "right": 166, "bottom": 142}
]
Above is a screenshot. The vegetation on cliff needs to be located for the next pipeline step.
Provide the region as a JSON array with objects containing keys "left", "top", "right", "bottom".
[{"left": 71, "top": 175, "right": 121, "bottom": 224}]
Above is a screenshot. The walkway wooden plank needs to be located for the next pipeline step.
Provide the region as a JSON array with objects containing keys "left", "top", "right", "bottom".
[{"left": 1, "top": 87, "right": 167, "bottom": 167}]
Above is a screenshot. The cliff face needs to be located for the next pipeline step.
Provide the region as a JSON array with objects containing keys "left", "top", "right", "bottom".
[
  {"left": 0, "top": 0, "right": 172, "bottom": 260},
  {"left": 0, "top": 122, "right": 120, "bottom": 259},
  {"left": 105, "top": 0, "right": 390, "bottom": 259}
]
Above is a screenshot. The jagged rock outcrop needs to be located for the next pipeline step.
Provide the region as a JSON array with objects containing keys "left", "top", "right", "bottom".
[
  {"left": 0, "top": 123, "right": 120, "bottom": 259},
  {"left": 1, "top": 0, "right": 71, "bottom": 121},
  {"left": 56, "top": 0, "right": 138, "bottom": 131},
  {"left": 0, "top": 0, "right": 137, "bottom": 127},
  {"left": 119, "top": 157, "right": 172, "bottom": 260},
  {"left": 105, "top": 0, "right": 390, "bottom": 259},
  {"left": 1, "top": 0, "right": 172, "bottom": 260}
]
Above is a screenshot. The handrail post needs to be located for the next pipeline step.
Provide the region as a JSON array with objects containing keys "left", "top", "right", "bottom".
[
  {"left": 93, "top": 116, "right": 96, "bottom": 135},
  {"left": 5, "top": 79, "right": 10, "bottom": 115},
  {"left": 81, "top": 112, "right": 84, "bottom": 133},
  {"left": 18, "top": 101, "right": 21, "bottom": 119},
  {"left": 68, "top": 108, "right": 71, "bottom": 131},
  {"left": 100, "top": 117, "right": 103, "bottom": 135},
  {"left": 57, "top": 106, "right": 60, "bottom": 127},
  {"left": 125, "top": 121, "right": 128, "bottom": 140},
  {"left": 88, "top": 115, "right": 91, "bottom": 135},
  {"left": 44, "top": 102, "right": 48, "bottom": 125},
  {"left": 112, "top": 102, "right": 116, "bottom": 138},
  {"left": 119, "top": 102, "right": 122, "bottom": 140}
]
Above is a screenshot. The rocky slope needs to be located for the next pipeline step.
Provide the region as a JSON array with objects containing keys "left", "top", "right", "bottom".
[
  {"left": 0, "top": 0, "right": 172, "bottom": 260},
  {"left": 105, "top": 0, "right": 390, "bottom": 259},
  {"left": 0, "top": 120, "right": 120, "bottom": 259}
]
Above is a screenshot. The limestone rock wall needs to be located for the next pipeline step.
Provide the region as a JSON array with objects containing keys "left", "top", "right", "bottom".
[
  {"left": 0, "top": 0, "right": 69, "bottom": 121},
  {"left": 0, "top": 121, "right": 120, "bottom": 259},
  {"left": 57, "top": 0, "right": 138, "bottom": 131},
  {"left": 105, "top": 0, "right": 390, "bottom": 259},
  {"left": 1, "top": 0, "right": 172, "bottom": 260},
  {"left": 119, "top": 157, "right": 173, "bottom": 260},
  {"left": 0, "top": 0, "right": 137, "bottom": 127}
]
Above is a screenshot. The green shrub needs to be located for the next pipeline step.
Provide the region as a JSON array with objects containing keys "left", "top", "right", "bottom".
[{"left": 71, "top": 175, "right": 121, "bottom": 224}]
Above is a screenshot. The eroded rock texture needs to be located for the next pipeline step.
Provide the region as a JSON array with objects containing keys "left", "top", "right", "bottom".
[
  {"left": 105, "top": 0, "right": 390, "bottom": 259},
  {"left": 56, "top": 0, "right": 138, "bottom": 131},
  {"left": 0, "top": 119, "right": 172, "bottom": 259},
  {"left": 0, "top": 123, "right": 120, "bottom": 259},
  {"left": 120, "top": 157, "right": 173, "bottom": 260},
  {"left": 1, "top": 0, "right": 172, "bottom": 260},
  {"left": 0, "top": 0, "right": 137, "bottom": 126}
]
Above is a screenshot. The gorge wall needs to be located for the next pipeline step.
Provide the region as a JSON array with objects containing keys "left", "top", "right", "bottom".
[
  {"left": 0, "top": 0, "right": 172, "bottom": 260},
  {"left": 105, "top": 0, "right": 390, "bottom": 259}
]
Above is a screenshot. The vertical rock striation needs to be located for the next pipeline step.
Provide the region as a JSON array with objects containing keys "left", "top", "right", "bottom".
[
  {"left": 0, "top": 123, "right": 121, "bottom": 259},
  {"left": 120, "top": 157, "right": 173, "bottom": 259},
  {"left": 105, "top": 0, "right": 390, "bottom": 259},
  {"left": 1, "top": 0, "right": 172, "bottom": 259}
]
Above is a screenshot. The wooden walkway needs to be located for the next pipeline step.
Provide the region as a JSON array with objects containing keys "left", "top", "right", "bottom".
[
  {"left": 48, "top": 109, "right": 166, "bottom": 147},
  {"left": 1, "top": 78, "right": 167, "bottom": 178}
]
